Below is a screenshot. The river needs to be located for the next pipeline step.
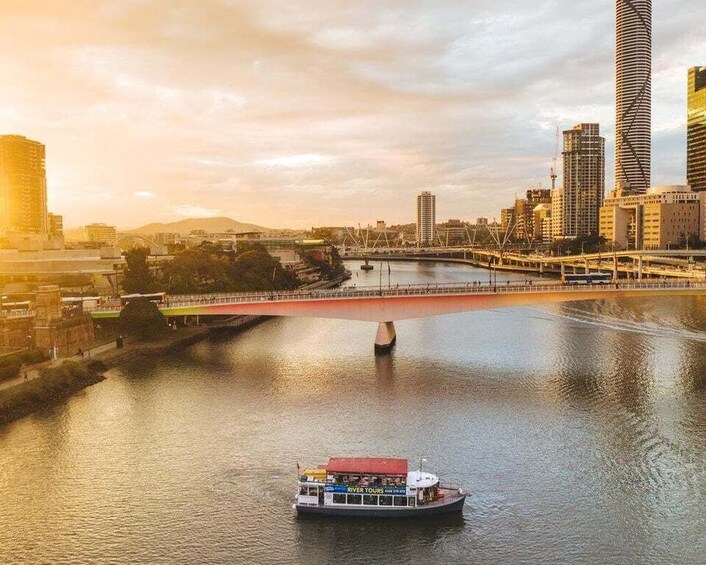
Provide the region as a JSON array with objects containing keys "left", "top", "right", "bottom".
[{"left": 1, "top": 260, "right": 705, "bottom": 564}]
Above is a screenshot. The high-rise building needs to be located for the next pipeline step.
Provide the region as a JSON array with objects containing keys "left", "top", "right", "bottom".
[
  {"left": 47, "top": 213, "right": 63, "bottom": 238},
  {"left": 615, "top": 0, "right": 652, "bottom": 194},
  {"left": 558, "top": 124, "right": 605, "bottom": 238},
  {"left": 84, "top": 223, "right": 117, "bottom": 246},
  {"left": 500, "top": 207, "right": 515, "bottom": 234},
  {"left": 687, "top": 66, "right": 706, "bottom": 192},
  {"left": 515, "top": 189, "right": 551, "bottom": 242},
  {"left": 416, "top": 191, "right": 436, "bottom": 246},
  {"left": 551, "top": 188, "right": 564, "bottom": 239},
  {"left": 0, "top": 135, "right": 48, "bottom": 235}
]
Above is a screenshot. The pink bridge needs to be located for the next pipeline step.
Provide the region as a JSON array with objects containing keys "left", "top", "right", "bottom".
[{"left": 91, "top": 280, "right": 706, "bottom": 353}]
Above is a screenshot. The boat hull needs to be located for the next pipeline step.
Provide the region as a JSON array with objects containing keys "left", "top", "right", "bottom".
[{"left": 295, "top": 494, "right": 465, "bottom": 518}]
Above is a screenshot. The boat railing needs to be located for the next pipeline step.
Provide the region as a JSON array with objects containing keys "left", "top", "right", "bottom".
[{"left": 439, "top": 482, "right": 464, "bottom": 494}]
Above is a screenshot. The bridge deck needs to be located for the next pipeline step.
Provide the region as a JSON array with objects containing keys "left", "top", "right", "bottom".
[{"left": 90, "top": 280, "right": 706, "bottom": 322}]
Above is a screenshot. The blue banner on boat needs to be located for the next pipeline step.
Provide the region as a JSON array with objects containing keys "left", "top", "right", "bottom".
[{"left": 325, "top": 485, "right": 407, "bottom": 495}]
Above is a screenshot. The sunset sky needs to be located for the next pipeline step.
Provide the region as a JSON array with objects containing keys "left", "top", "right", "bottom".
[{"left": 1, "top": 0, "right": 704, "bottom": 229}]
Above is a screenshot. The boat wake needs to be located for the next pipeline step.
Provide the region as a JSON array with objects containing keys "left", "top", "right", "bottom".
[{"left": 537, "top": 305, "right": 706, "bottom": 342}]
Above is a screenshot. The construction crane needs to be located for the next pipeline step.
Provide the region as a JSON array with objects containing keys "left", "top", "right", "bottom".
[{"left": 550, "top": 126, "right": 560, "bottom": 191}]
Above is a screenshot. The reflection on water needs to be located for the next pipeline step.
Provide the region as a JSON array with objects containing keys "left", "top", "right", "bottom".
[{"left": 0, "top": 260, "right": 705, "bottom": 564}]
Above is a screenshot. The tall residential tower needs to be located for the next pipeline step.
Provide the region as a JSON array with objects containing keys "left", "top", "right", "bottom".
[
  {"left": 687, "top": 66, "right": 706, "bottom": 192},
  {"left": 0, "top": 135, "right": 48, "bottom": 235},
  {"left": 416, "top": 191, "right": 436, "bottom": 246},
  {"left": 615, "top": 0, "right": 652, "bottom": 193},
  {"left": 557, "top": 124, "right": 605, "bottom": 238}
]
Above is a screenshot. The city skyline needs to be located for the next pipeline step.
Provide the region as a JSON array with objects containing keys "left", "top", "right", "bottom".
[{"left": 1, "top": 1, "right": 704, "bottom": 229}]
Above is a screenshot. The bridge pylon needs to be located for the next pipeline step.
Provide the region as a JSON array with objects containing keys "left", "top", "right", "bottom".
[{"left": 374, "top": 321, "right": 396, "bottom": 354}]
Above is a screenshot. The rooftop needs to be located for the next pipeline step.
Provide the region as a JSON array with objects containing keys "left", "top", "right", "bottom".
[{"left": 326, "top": 457, "right": 408, "bottom": 476}]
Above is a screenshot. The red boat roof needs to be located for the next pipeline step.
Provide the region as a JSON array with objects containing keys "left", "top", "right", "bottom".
[{"left": 326, "top": 457, "right": 408, "bottom": 476}]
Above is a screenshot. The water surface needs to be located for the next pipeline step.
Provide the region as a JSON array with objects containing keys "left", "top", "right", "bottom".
[{"left": 1, "top": 261, "right": 705, "bottom": 564}]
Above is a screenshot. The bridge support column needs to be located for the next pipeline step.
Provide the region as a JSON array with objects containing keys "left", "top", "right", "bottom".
[
  {"left": 638, "top": 256, "right": 643, "bottom": 280},
  {"left": 374, "top": 322, "right": 397, "bottom": 354},
  {"left": 584, "top": 259, "right": 589, "bottom": 274},
  {"left": 613, "top": 255, "right": 619, "bottom": 281},
  {"left": 560, "top": 263, "right": 565, "bottom": 277}
]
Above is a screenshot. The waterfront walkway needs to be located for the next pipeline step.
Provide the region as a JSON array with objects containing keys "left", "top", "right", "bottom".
[{"left": 0, "top": 340, "right": 121, "bottom": 392}]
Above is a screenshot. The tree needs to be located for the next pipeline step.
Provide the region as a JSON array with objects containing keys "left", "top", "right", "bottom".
[
  {"left": 119, "top": 298, "right": 166, "bottom": 339},
  {"left": 122, "top": 247, "right": 156, "bottom": 294},
  {"left": 161, "top": 248, "right": 233, "bottom": 294},
  {"left": 232, "top": 250, "right": 299, "bottom": 291}
]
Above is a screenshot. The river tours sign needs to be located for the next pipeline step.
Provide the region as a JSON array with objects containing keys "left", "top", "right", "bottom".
[{"left": 325, "top": 485, "right": 407, "bottom": 496}]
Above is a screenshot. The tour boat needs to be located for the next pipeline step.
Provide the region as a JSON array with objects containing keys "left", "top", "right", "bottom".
[{"left": 293, "top": 457, "right": 467, "bottom": 517}]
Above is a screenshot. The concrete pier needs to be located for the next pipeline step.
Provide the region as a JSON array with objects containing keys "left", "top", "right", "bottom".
[{"left": 374, "top": 321, "right": 397, "bottom": 354}]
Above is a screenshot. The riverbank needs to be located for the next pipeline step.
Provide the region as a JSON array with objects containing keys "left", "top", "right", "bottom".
[
  {"left": 0, "top": 361, "right": 105, "bottom": 426},
  {"left": 0, "top": 274, "right": 351, "bottom": 426}
]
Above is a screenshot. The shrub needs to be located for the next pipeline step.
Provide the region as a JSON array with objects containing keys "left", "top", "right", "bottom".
[
  {"left": 0, "top": 360, "right": 21, "bottom": 381},
  {"left": 18, "top": 349, "right": 50, "bottom": 365}
]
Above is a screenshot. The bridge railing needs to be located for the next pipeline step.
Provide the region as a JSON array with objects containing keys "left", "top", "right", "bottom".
[{"left": 88, "top": 280, "right": 706, "bottom": 312}]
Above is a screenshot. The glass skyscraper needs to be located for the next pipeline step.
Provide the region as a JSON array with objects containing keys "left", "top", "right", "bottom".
[{"left": 687, "top": 67, "right": 706, "bottom": 192}]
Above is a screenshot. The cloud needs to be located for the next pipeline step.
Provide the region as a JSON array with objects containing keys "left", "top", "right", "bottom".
[
  {"left": 255, "top": 154, "right": 336, "bottom": 167},
  {"left": 170, "top": 205, "right": 222, "bottom": 218},
  {"left": 0, "top": 0, "right": 704, "bottom": 228},
  {"left": 133, "top": 191, "right": 157, "bottom": 199}
]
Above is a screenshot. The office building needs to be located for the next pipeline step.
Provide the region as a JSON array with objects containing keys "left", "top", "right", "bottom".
[
  {"left": 47, "top": 213, "right": 63, "bottom": 238},
  {"left": 599, "top": 186, "right": 704, "bottom": 250},
  {"left": 615, "top": 0, "right": 652, "bottom": 193},
  {"left": 688, "top": 66, "right": 706, "bottom": 192},
  {"left": 0, "top": 135, "right": 48, "bottom": 235},
  {"left": 515, "top": 189, "right": 551, "bottom": 242},
  {"left": 84, "top": 223, "right": 117, "bottom": 246},
  {"left": 416, "top": 191, "right": 436, "bottom": 246},
  {"left": 550, "top": 188, "right": 564, "bottom": 239},
  {"left": 500, "top": 208, "right": 515, "bottom": 234},
  {"left": 557, "top": 124, "right": 605, "bottom": 238}
]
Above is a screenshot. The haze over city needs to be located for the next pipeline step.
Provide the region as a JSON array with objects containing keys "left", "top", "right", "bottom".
[{"left": 1, "top": 0, "right": 704, "bottom": 229}]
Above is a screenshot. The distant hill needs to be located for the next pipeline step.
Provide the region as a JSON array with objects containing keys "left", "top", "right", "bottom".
[{"left": 127, "top": 217, "right": 270, "bottom": 235}]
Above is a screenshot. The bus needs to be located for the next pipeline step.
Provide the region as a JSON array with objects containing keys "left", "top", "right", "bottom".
[
  {"left": 562, "top": 272, "right": 612, "bottom": 285},
  {"left": 61, "top": 296, "right": 103, "bottom": 311},
  {"left": 120, "top": 292, "right": 167, "bottom": 306},
  {"left": 0, "top": 300, "right": 31, "bottom": 312}
]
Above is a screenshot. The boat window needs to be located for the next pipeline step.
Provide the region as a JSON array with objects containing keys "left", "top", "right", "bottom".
[
  {"left": 299, "top": 486, "right": 307, "bottom": 495},
  {"left": 332, "top": 494, "right": 346, "bottom": 504},
  {"left": 408, "top": 496, "right": 416, "bottom": 507},
  {"left": 347, "top": 494, "right": 362, "bottom": 505},
  {"left": 307, "top": 487, "right": 318, "bottom": 496},
  {"left": 393, "top": 496, "right": 408, "bottom": 507},
  {"left": 379, "top": 496, "right": 392, "bottom": 506},
  {"left": 363, "top": 495, "right": 377, "bottom": 506}
]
